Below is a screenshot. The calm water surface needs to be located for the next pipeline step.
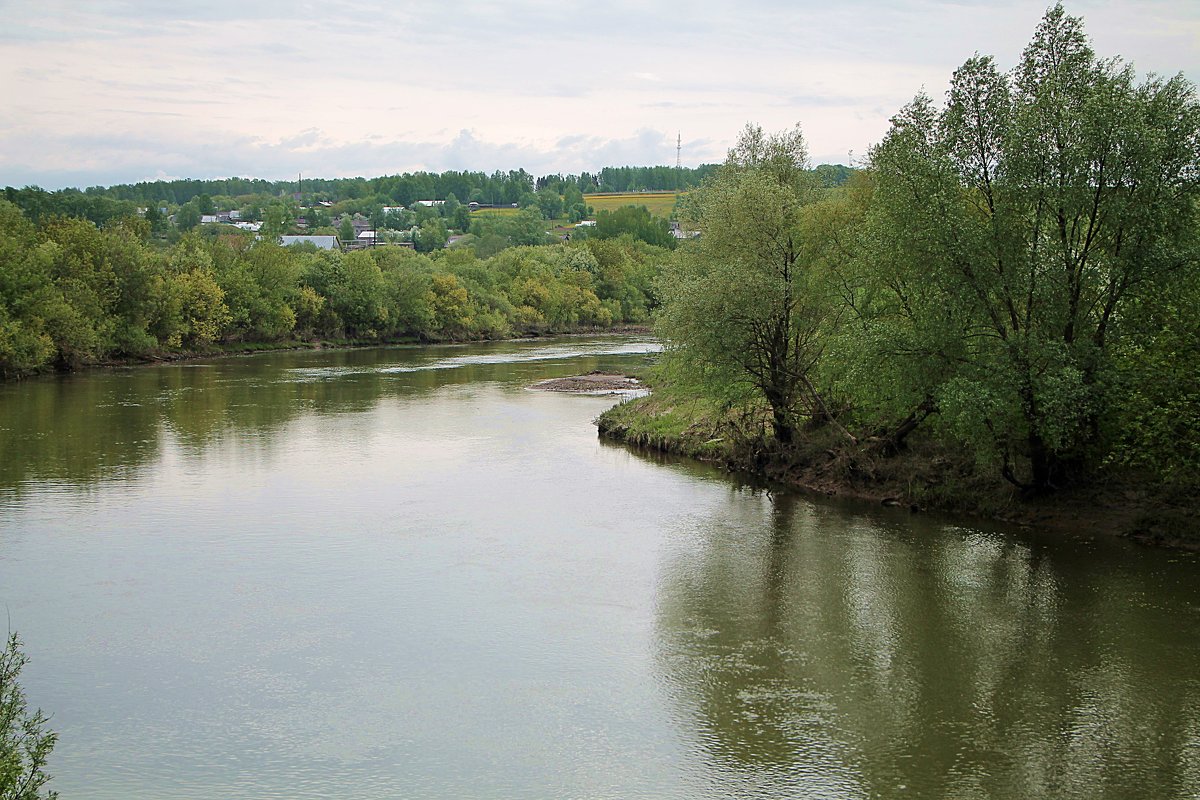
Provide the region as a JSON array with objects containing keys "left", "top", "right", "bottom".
[{"left": 0, "top": 336, "right": 1197, "bottom": 799}]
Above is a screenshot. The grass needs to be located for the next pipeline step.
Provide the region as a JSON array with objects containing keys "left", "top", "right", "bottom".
[
  {"left": 597, "top": 388, "right": 737, "bottom": 461},
  {"left": 469, "top": 207, "right": 522, "bottom": 218},
  {"left": 584, "top": 192, "right": 683, "bottom": 219}
]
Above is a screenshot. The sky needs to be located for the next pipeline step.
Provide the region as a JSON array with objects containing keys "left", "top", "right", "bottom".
[{"left": 1, "top": 0, "right": 1197, "bottom": 190}]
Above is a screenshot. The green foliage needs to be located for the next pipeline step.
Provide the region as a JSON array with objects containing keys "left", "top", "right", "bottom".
[
  {"left": 813, "top": 164, "right": 854, "bottom": 188},
  {"left": 414, "top": 218, "right": 448, "bottom": 253},
  {"left": 153, "top": 240, "right": 230, "bottom": 348},
  {"left": 535, "top": 187, "right": 564, "bottom": 220},
  {"left": 468, "top": 208, "right": 551, "bottom": 250},
  {"left": 260, "top": 201, "right": 298, "bottom": 237},
  {"left": 174, "top": 200, "right": 201, "bottom": 231},
  {"left": 656, "top": 123, "right": 835, "bottom": 444},
  {"left": 0, "top": 197, "right": 669, "bottom": 376},
  {"left": 589, "top": 206, "right": 676, "bottom": 249},
  {"left": 1105, "top": 261, "right": 1200, "bottom": 490},
  {"left": 856, "top": 2, "right": 1200, "bottom": 489},
  {"left": 648, "top": 4, "right": 1199, "bottom": 498},
  {"left": 210, "top": 240, "right": 299, "bottom": 341},
  {"left": 1, "top": 633, "right": 58, "bottom": 800},
  {"left": 441, "top": 193, "right": 470, "bottom": 231},
  {"left": 2, "top": 185, "right": 137, "bottom": 227}
]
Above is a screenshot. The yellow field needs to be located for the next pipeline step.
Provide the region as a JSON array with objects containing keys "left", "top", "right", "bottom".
[
  {"left": 584, "top": 192, "right": 682, "bottom": 219},
  {"left": 469, "top": 207, "right": 521, "bottom": 217}
]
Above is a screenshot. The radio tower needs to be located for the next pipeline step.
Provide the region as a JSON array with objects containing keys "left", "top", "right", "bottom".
[{"left": 675, "top": 132, "right": 682, "bottom": 193}]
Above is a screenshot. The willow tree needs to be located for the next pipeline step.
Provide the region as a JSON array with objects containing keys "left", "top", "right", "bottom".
[
  {"left": 865, "top": 3, "right": 1200, "bottom": 490},
  {"left": 657, "top": 124, "right": 842, "bottom": 445}
]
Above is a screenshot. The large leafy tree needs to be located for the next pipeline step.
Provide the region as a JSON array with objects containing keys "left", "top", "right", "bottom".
[
  {"left": 865, "top": 3, "right": 1200, "bottom": 490},
  {"left": 657, "top": 124, "right": 841, "bottom": 445}
]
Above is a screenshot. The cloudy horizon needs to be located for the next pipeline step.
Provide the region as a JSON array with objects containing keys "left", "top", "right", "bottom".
[{"left": 2, "top": 0, "right": 1196, "bottom": 190}]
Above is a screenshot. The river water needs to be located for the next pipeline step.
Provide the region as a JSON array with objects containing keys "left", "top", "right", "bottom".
[{"left": 0, "top": 336, "right": 1197, "bottom": 800}]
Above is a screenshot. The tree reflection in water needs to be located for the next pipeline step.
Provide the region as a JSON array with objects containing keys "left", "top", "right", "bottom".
[
  {"left": 0, "top": 340, "right": 653, "bottom": 499},
  {"left": 653, "top": 490, "right": 1200, "bottom": 799}
]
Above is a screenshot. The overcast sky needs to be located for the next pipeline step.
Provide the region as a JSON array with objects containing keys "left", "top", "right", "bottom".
[{"left": 1, "top": 0, "right": 1196, "bottom": 190}]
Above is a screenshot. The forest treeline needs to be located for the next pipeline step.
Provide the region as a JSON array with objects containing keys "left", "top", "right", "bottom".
[
  {"left": 3, "top": 165, "right": 725, "bottom": 222},
  {"left": 605, "top": 4, "right": 1200, "bottom": 506},
  {"left": 0, "top": 200, "right": 666, "bottom": 379},
  {"left": 2, "top": 164, "right": 857, "bottom": 232}
]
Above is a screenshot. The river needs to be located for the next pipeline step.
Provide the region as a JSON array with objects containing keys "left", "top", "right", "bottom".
[{"left": 0, "top": 336, "right": 1197, "bottom": 799}]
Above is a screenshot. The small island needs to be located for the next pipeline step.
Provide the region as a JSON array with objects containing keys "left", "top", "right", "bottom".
[{"left": 530, "top": 371, "right": 644, "bottom": 394}]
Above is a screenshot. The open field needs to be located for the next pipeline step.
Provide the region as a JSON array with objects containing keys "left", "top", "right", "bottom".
[
  {"left": 584, "top": 191, "right": 682, "bottom": 219},
  {"left": 470, "top": 207, "right": 521, "bottom": 217}
]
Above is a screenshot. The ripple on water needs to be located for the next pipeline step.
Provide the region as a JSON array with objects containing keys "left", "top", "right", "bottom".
[{"left": 284, "top": 340, "right": 661, "bottom": 381}]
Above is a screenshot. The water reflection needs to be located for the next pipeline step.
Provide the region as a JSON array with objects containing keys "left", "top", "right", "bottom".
[
  {"left": 0, "top": 338, "right": 659, "bottom": 498},
  {"left": 655, "top": 492, "right": 1200, "bottom": 799},
  {"left": 4, "top": 337, "right": 1198, "bottom": 799}
]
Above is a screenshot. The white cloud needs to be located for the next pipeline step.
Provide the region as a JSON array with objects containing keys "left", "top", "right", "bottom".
[{"left": 1, "top": 0, "right": 1196, "bottom": 188}]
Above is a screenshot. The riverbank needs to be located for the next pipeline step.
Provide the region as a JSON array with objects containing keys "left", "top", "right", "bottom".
[
  {"left": 17, "top": 325, "right": 655, "bottom": 379},
  {"left": 597, "top": 388, "right": 1199, "bottom": 550}
]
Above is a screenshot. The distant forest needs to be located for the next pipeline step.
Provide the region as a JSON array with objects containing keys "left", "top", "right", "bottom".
[{"left": 2, "top": 163, "right": 856, "bottom": 227}]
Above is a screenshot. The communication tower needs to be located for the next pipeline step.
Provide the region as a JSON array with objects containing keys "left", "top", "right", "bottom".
[{"left": 675, "top": 132, "right": 682, "bottom": 193}]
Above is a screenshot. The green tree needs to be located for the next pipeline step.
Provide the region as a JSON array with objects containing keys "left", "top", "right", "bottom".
[
  {"left": 592, "top": 205, "right": 675, "bottom": 249},
  {"left": 1, "top": 633, "right": 58, "bottom": 800},
  {"left": 428, "top": 273, "right": 472, "bottom": 336},
  {"left": 414, "top": 218, "right": 448, "bottom": 253},
  {"left": 211, "top": 240, "right": 300, "bottom": 341},
  {"left": 0, "top": 202, "right": 56, "bottom": 377},
  {"left": 142, "top": 204, "right": 163, "bottom": 232},
  {"left": 1105, "top": 237, "right": 1200, "bottom": 491},
  {"left": 306, "top": 207, "right": 331, "bottom": 229},
  {"left": 865, "top": 3, "right": 1200, "bottom": 490},
  {"left": 442, "top": 193, "right": 470, "bottom": 231},
  {"left": 151, "top": 239, "right": 230, "bottom": 349},
  {"left": 174, "top": 201, "right": 201, "bottom": 231},
  {"left": 330, "top": 251, "right": 390, "bottom": 337},
  {"left": 337, "top": 217, "right": 354, "bottom": 245},
  {"left": 535, "top": 187, "right": 563, "bottom": 220},
  {"left": 657, "top": 124, "right": 837, "bottom": 444}
]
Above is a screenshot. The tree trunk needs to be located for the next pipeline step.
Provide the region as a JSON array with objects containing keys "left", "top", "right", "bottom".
[
  {"left": 883, "top": 396, "right": 937, "bottom": 451},
  {"left": 771, "top": 403, "right": 794, "bottom": 445},
  {"left": 1027, "top": 429, "right": 1056, "bottom": 494}
]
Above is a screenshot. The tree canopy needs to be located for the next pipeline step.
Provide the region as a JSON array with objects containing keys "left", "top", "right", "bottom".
[
  {"left": 861, "top": 2, "right": 1200, "bottom": 489},
  {"left": 652, "top": 3, "right": 1200, "bottom": 495},
  {"left": 657, "top": 124, "right": 835, "bottom": 444},
  {"left": 0, "top": 200, "right": 669, "bottom": 379}
]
